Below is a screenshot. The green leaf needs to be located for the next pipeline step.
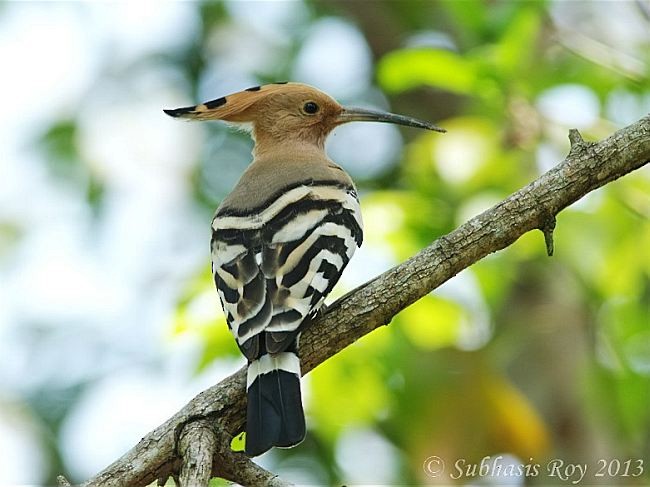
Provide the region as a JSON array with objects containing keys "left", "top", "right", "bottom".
[
  {"left": 494, "top": 7, "right": 542, "bottom": 75},
  {"left": 230, "top": 432, "right": 246, "bottom": 452},
  {"left": 39, "top": 119, "right": 78, "bottom": 164},
  {"left": 378, "top": 48, "right": 478, "bottom": 95},
  {"left": 399, "top": 295, "right": 464, "bottom": 349},
  {"left": 208, "top": 477, "right": 230, "bottom": 487}
]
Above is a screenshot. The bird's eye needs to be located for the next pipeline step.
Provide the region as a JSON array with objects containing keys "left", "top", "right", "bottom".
[{"left": 303, "top": 101, "right": 319, "bottom": 114}]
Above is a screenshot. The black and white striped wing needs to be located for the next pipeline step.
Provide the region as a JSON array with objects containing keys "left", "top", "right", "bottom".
[{"left": 211, "top": 184, "right": 363, "bottom": 360}]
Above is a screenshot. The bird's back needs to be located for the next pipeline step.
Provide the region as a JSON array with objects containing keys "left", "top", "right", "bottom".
[
  {"left": 217, "top": 150, "right": 356, "bottom": 213},
  {"left": 210, "top": 155, "right": 363, "bottom": 456}
]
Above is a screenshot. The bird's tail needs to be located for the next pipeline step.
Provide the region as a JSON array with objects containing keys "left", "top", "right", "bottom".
[{"left": 245, "top": 351, "right": 305, "bottom": 457}]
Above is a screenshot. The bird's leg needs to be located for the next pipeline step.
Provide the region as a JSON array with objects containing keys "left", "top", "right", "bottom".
[{"left": 315, "top": 302, "right": 329, "bottom": 319}]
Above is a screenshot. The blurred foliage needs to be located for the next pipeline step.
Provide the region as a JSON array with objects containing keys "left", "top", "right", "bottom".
[
  {"left": 4, "top": 0, "right": 649, "bottom": 485},
  {"left": 38, "top": 119, "right": 106, "bottom": 213}
]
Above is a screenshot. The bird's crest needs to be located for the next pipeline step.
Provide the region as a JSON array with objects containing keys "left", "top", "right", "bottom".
[{"left": 164, "top": 82, "right": 318, "bottom": 122}]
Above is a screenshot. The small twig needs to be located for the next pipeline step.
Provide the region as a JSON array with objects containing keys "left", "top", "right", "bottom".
[
  {"left": 57, "top": 476, "right": 72, "bottom": 487},
  {"left": 541, "top": 215, "right": 557, "bottom": 257},
  {"left": 554, "top": 29, "right": 646, "bottom": 80},
  {"left": 568, "top": 128, "right": 584, "bottom": 147},
  {"left": 635, "top": 0, "right": 650, "bottom": 21}
]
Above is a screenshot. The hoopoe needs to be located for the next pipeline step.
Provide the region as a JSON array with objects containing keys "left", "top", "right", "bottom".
[{"left": 165, "top": 82, "right": 444, "bottom": 457}]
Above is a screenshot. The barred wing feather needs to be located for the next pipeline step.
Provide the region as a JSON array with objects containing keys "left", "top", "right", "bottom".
[{"left": 211, "top": 183, "right": 363, "bottom": 360}]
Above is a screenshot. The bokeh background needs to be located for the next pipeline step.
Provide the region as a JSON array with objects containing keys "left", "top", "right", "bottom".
[{"left": 1, "top": 1, "right": 649, "bottom": 485}]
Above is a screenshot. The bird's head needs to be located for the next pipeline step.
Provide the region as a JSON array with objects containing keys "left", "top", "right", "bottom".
[{"left": 164, "top": 82, "right": 445, "bottom": 154}]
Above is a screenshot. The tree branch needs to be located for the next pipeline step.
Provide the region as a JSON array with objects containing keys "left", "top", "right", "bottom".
[
  {"left": 211, "top": 434, "right": 295, "bottom": 487},
  {"left": 177, "top": 419, "right": 215, "bottom": 487},
  {"left": 80, "top": 115, "right": 650, "bottom": 487}
]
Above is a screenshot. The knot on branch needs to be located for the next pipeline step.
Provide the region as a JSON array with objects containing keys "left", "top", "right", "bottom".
[{"left": 567, "top": 128, "right": 596, "bottom": 157}]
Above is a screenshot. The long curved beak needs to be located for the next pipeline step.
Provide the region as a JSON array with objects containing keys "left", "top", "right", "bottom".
[{"left": 337, "top": 107, "right": 446, "bottom": 133}]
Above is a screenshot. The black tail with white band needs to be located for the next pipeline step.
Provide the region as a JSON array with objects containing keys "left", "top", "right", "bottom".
[{"left": 246, "top": 351, "right": 305, "bottom": 455}]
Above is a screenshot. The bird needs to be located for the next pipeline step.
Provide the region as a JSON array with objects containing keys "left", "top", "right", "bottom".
[{"left": 165, "top": 82, "right": 445, "bottom": 457}]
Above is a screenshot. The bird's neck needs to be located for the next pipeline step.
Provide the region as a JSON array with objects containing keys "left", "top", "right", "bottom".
[
  {"left": 252, "top": 137, "right": 328, "bottom": 163},
  {"left": 252, "top": 125, "right": 329, "bottom": 162}
]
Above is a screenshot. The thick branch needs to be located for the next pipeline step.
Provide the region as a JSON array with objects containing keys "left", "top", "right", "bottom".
[
  {"left": 177, "top": 419, "right": 215, "bottom": 487},
  {"left": 81, "top": 115, "right": 650, "bottom": 487},
  {"left": 212, "top": 437, "right": 295, "bottom": 487}
]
